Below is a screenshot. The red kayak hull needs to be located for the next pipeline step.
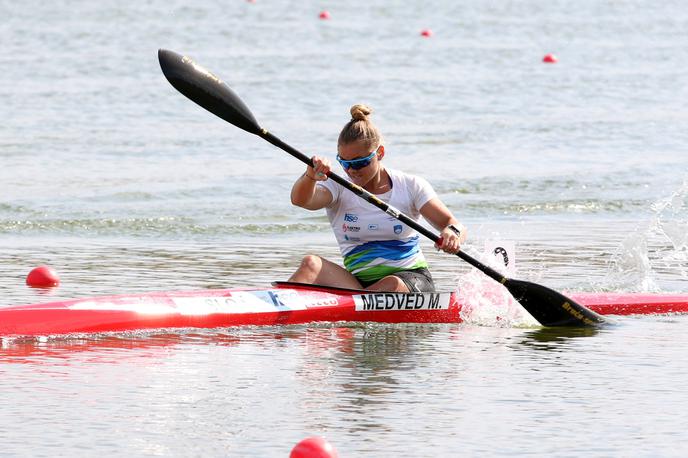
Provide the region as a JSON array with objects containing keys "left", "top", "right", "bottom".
[{"left": 2, "top": 283, "right": 687, "bottom": 336}]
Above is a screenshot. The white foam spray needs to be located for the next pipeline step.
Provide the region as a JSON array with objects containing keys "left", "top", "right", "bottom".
[
  {"left": 456, "top": 241, "right": 539, "bottom": 327},
  {"left": 606, "top": 177, "right": 688, "bottom": 291}
]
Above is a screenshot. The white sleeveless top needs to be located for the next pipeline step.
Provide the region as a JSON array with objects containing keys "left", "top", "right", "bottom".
[{"left": 317, "top": 168, "right": 437, "bottom": 283}]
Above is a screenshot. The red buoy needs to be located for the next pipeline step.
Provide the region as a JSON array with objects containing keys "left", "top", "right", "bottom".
[
  {"left": 420, "top": 29, "right": 433, "bottom": 38},
  {"left": 542, "top": 53, "right": 558, "bottom": 63},
  {"left": 26, "top": 265, "right": 60, "bottom": 288},
  {"left": 319, "top": 11, "right": 330, "bottom": 20},
  {"left": 290, "top": 437, "right": 338, "bottom": 458}
]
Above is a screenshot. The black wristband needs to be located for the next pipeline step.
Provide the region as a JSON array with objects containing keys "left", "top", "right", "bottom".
[{"left": 447, "top": 224, "right": 461, "bottom": 237}]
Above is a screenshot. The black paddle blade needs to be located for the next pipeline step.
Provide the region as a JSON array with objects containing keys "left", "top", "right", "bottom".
[
  {"left": 158, "top": 49, "right": 261, "bottom": 135},
  {"left": 504, "top": 278, "right": 606, "bottom": 327}
]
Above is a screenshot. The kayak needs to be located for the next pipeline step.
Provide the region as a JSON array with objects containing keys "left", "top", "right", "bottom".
[{"left": 2, "top": 282, "right": 688, "bottom": 336}]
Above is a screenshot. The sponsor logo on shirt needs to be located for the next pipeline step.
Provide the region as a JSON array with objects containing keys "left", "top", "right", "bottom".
[
  {"left": 342, "top": 224, "right": 360, "bottom": 232},
  {"left": 368, "top": 224, "right": 379, "bottom": 231},
  {"left": 344, "top": 234, "right": 360, "bottom": 242},
  {"left": 344, "top": 213, "right": 359, "bottom": 222},
  {"left": 394, "top": 224, "right": 403, "bottom": 234}
]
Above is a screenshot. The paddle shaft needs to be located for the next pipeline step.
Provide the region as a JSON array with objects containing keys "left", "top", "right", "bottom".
[
  {"left": 157, "top": 48, "right": 606, "bottom": 326},
  {"left": 261, "top": 130, "right": 507, "bottom": 284}
]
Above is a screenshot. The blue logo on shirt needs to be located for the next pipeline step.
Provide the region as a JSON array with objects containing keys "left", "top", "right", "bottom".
[
  {"left": 394, "top": 224, "right": 403, "bottom": 234},
  {"left": 344, "top": 213, "right": 358, "bottom": 222}
]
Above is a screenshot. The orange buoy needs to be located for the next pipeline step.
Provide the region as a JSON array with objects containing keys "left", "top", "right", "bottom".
[
  {"left": 26, "top": 265, "right": 60, "bottom": 288},
  {"left": 543, "top": 53, "right": 558, "bottom": 63},
  {"left": 290, "top": 437, "right": 338, "bottom": 458},
  {"left": 420, "top": 29, "right": 433, "bottom": 37},
  {"left": 319, "top": 11, "right": 330, "bottom": 20}
]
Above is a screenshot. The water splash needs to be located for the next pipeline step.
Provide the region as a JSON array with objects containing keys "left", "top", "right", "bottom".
[
  {"left": 606, "top": 178, "right": 688, "bottom": 291},
  {"left": 654, "top": 185, "right": 688, "bottom": 252},
  {"left": 456, "top": 244, "right": 539, "bottom": 328}
]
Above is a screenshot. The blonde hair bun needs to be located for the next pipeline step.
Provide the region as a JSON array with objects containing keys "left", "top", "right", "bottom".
[
  {"left": 338, "top": 104, "right": 380, "bottom": 147},
  {"left": 350, "top": 104, "right": 372, "bottom": 121}
]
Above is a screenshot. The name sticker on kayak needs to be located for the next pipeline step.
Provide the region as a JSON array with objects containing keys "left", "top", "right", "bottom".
[
  {"left": 170, "top": 289, "right": 341, "bottom": 315},
  {"left": 354, "top": 293, "right": 451, "bottom": 311}
]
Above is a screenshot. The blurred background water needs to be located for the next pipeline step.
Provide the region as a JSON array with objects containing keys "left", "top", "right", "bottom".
[{"left": 1, "top": 1, "right": 687, "bottom": 456}]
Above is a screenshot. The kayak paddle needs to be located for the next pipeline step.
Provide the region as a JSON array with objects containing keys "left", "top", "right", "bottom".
[{"left": 158, "top": 49, "right": 606, "bottom": 327}]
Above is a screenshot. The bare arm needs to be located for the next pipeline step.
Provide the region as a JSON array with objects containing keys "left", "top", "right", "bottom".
[{"left": 420, "top": 197, "right": 467, "bottom": 253}]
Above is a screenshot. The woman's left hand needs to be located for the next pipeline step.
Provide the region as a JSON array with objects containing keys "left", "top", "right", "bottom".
[{"left": 435, "top": 226, "right": 462, "bottom": 254}]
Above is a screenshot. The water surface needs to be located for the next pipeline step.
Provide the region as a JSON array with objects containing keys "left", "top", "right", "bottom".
[{"left": 1, "top": 0, "right": 687, "bottom": 456}]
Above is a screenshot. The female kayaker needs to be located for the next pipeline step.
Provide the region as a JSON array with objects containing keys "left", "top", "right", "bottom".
[{"left": 289, "top": 104, "right": 467, "bottom": 292}]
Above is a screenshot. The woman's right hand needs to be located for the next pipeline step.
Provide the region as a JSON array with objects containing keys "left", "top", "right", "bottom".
[{"left": 306, "top": 155, "right": 331, "bottom": 181}]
